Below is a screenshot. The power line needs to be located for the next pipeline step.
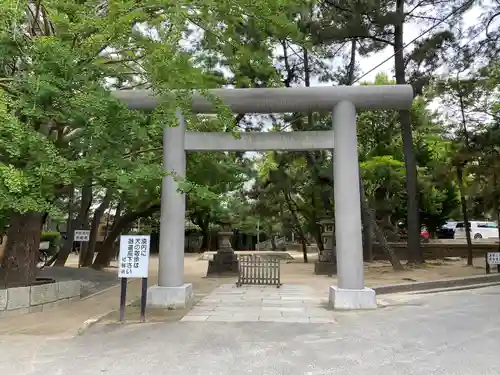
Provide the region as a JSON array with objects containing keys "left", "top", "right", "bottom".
[{"left": 353, "top": 0, "right": 475, "bottom": 84}]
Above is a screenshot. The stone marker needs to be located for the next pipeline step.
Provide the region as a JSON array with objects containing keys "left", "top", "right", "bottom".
[
  {"left": 206, "top": 219, "right": 239, "bottom": 276},
  {"left": 315, "top": 217, "right": 337, "bottom": 276}
]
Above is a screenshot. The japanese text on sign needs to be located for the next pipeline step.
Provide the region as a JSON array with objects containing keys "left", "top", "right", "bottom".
[
  {"left": 118, "top": 235, "right": 150, "bottom": 278},
  {"left": 487, "top": 252, "right": 500, "bottom": 265},
  {"left": 74, "top": 230, "right": 90, "bottom": 242}
]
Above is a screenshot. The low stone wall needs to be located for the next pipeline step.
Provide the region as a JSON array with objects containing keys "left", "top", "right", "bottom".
[
  {"left": 373, "top": 242, "right": 500, "bottom": 260},
  {"left": 0, "top": 280, "right": 81, "bottom": 318},
  {"left": 198, "top": 251, "right": 295, "bottom": 261},
  {"left": 286, "top": 244, "right": 318, "bottom": 253}
]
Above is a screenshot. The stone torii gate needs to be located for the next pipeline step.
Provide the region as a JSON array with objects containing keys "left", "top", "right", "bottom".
[{"left": 112, "top": 85, "right": 414, "bottom": 310}]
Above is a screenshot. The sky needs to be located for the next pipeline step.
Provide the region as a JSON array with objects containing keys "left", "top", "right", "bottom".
[
  {"left": 154, "top": 3, "right": 490, "bottom": 93},
  {"left": 316, "top": 4, "right": 486, "bottom": 86},
  {"left": 238, "top": 3, "right": 491, "bottom": 191}
]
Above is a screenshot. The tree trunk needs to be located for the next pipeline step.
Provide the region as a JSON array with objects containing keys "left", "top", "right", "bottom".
[
  {"left": 303, "top": 45, "right": 324, "bottom": 254},
  {"left": 92, "top": 204, "right": 160, "bottom": 269},
  {"left": 346, "top": 39, "right": 357, "bottom": 84},
  {"left": 271, "top": 235, "right": 277, "bottom": 250},
  {"left": 428, "top": 226, "right": 437, "bottom": 240},
  {"left": 54, "top": 185, "right": 76, "bottom": 266},
  {"left": 75, "top": 184, "right": 93, "bottom": 267},
  {"left": 92, "top": 221, "right": 129, "bottom": 269},
  {"left": 359, "top": 176, "right": 374, "bottom": 262},
  {"left": 457, "top": 87, "right": 474, "bottom": 263},
  {"left": 200, "top": 226, "right": 210, "bottom": 251},
  {"left": 394, "top": 0, "right": 422, "bottom": 264},
  {"left": 314, "top": 224, "right": 324, "bottom": 252},
  {"left": 347, "top": 41, "right": 375, "bottom": 263},
  {"left": 492, "top": 172, "right": 500, "bottom": 252},
  {"left": 305, "top": 183, "right": 323, "bottom": 252},
  {"left": 457, "top": 165, "right": 473, "bottom": 265},
  {"left": 114, "top": 197, "right": 125, "bottom": 221},
  {"left": 361, "top": 197, "right": 404, "bottom": 270},
  {"left": 82, "top": 189, "right": 113, "bottom": 267},
  {"left": 362, "top": 214, "right": 373, "bottom": 261},
  {"left": 284, "top": 191, "right": 308, "bottom": 263},
  {"left": 41, "top": 212, "right": 49, "bottom": 230},
  {"left": 193, "top": 214, "right": 211, "bottom": 251},
  {"left": 0, "top": 212, "right": 43, "bottom": 288},
  {"left": 300, "top": 235, "right": 308, "bottom": 263},
  {"left": 497, "top": 210, "right": 500, "bottom": 252}
]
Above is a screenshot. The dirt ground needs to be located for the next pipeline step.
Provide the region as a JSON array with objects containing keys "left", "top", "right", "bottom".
[
  {"left": 90, "top": 252, "right": 491, "bottom": 325},
  {"left": 66, "top": 250, "right": 488, "bottom": 286},
  {"left": 126, "top": 251, "right": 490, "bottom": 293},
  {"left": 154, "top": 252, "right": 489, "bottom": 298},
  {"left": 1, "top": 252, "right": 489, "bottom": 334},
  {"left": 65, "top": 251, "right": 489, "bottom": 296},
  {"left": 188, "top": 252, "right": 488, "bottom": 288}
]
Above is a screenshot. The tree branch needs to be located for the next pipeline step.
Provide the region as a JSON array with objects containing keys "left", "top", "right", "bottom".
[
  {"left": 62, "top": 128, "right": 84, "bottom": 142},
  {"left": 486, "top": 11, "right": 500, "bottom": 38},
  {"left": 406, "top": 0, "right": 431, "bottom": 16}
]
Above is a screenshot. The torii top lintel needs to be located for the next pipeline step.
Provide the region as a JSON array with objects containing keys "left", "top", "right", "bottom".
[{"left": 111, "top": 85, "right": 414, "bottom": 114}]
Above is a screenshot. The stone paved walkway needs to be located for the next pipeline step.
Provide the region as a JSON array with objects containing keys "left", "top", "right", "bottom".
[
  {"left": 181, "top": 284, "right": 336, "bottom": 323},
  {"left": 4, "top": 285, "right": 500, "bottom": 375}
]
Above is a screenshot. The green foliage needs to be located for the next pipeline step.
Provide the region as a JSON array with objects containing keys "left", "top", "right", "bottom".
[
  {"left": 361, "top": 156, "right": 406, "bottom": 219},
  {"left": 356, "top": 75, "right": 461, "bottom": 232},
  {"left": 40, "top": 231, "right": 62, "bottom": 255},
  {"left": 0, "top": 0, "right": 498, "bottom": 270}
]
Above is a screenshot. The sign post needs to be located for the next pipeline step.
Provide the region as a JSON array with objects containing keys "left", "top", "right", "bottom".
[
  {"left": 74, "top": 229, "right": 90, "bottom": 267},
  {"left": 118, "top": 235, "right": 150, "bottom": 322},
  {"left": 486, "top": 252, "right": 500, "bottom": 274}
]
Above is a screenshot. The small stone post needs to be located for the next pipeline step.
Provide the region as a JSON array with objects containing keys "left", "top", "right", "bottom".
[
  {"left": 206, "top": 219, "right": 239, "bottom": 276},
  {"left": 314, "top": 217, "right": 337, "bottom": 276}
]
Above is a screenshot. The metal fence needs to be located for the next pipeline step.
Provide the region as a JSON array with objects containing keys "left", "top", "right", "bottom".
[{"left": 236, "top": 255, "right": 281, "bottom": 287}]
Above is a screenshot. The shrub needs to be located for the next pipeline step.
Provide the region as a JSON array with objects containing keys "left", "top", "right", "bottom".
[{"left": 40, "top": 231, "right": 61, "bottom": 255}]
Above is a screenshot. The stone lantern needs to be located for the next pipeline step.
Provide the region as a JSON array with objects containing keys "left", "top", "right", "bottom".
[
  {"left": 314, "top": 217, "right": 337, "bottom": 275},
  {"left": 206, "top": 217, "right": 239, "bottom": 276},
  {"left": 217, "top": 221, "right": 234, "bottom": 253}
]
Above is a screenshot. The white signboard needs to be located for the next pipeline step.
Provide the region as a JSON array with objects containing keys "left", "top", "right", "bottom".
[
  {"left": 487, "top": 252, "right": 500, "bottom": 265},
  {"left": 74, "top": 230, "right": 90, "bottom": 242},
  {"left": 39, "top": 241, "right": 50, "bottom": 250},
  {"left": 118, "top": 235, "right": 150, "bottom": 278}
]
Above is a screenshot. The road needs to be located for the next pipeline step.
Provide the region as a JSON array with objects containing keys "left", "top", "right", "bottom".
[{"left": 1, "top": 285, "right": 499, "bottom": 375}]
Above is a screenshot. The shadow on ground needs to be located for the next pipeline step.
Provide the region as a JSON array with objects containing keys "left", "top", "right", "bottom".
[{"left": 84, "top": 277, "right": 227, "bottom": 333}]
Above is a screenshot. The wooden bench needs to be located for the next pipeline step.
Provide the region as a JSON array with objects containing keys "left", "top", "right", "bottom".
[{"left": 236, "top": 255, "right": 281, "bottom": 288}]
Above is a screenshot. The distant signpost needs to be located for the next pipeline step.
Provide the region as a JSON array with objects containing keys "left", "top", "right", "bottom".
[
  {"left": 118, "top": 235, "right": 151, "bottom": 322},
  {"left": 74, "top": 230, "right": 90, "bottom": 242},
  {"left": 486, "top": 252, "right": 500, "bottom": 274},
  {"left": 74, "top": 230, "right": 90, "bottom": 268}
]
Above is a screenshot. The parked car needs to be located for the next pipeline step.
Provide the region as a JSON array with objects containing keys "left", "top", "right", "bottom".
[
  {"left": 454, "top": 221, "right": 499, "bottom": 240},
  {"left": 437, "top": 221, "right": 458, "bottom": 239}
]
